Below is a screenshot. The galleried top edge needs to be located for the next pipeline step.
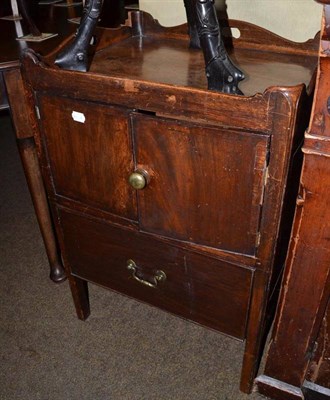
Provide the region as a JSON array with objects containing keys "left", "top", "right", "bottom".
[{"left": 22, "top": 9, "right": 318, "bottom": 99}]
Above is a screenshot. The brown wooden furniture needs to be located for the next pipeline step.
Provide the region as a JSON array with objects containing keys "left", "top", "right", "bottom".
[
  {"left": 305, "top": 302, "right": 330, "bottom": 400},
  {"left": 255, "top": 2, "right": 330, "bottom": 399},
  {"left": 20, "top": 11, "right": 319, "bottom": 393},
  {"left": 2, "top": 2, "right": 83, "bottom": 282}
]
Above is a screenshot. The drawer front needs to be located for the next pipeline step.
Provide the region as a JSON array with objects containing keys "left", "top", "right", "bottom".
[
  {"left": 37, "top": 94, "right": 137, "bottom": 219},
  {"left": 59, "top": 209, "right": 253, "bottom": 339},
  {"left": 132, "top": 114, "right": 269, "bottom": 256}
]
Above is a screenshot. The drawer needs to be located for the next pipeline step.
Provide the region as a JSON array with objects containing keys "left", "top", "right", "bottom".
[{"left": 59, "top": 208, "right": 254, "bottom": 339}]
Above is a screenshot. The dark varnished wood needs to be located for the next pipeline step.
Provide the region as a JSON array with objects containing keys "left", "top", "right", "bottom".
[
  {"left": 0, "top": 2, "right": 87, "bottom": 283},
  {"left": 53, "top": 194, "right": 257, "bottom": 268},
  {"left": 224, "top": 19, "right": 319, "bottom": 57},
  {"left": 37, "top": 94, "right": 137, "bottom": 219},
  {"left": 58, "top": 207, "right": 254, "bottom": 339},
  {"left": 55, "top": 2, "right": 245, "bottom": 93},
  {"left": 88, "top": 12, "right": 318, "bottom": 94},
  {"left": 256, "top": 149, "right": 330, "bottom": 397},
  {"left": 133, "top": 113, "right": 268, "bottom": 255},
  {"left": 17, "top": 137, "right": 66, "bottom": 283},
  {"left": 256, "top": 3, "right": 330, "bottom": 399},
  {"left": 23, "top": 53, "right": 271, "bottom": 132},
  {"left": 90, "top": 34, "right": 316, "bottom": 97},
  {"left": 20, "top": 10, "right": 319, "bottom": 394},
  {"left": 263, "top": 155, "right": 330, "bottom": 384},
  {"left": 240, "top": 84, "right": 310, "bottom": 393},
  {"left": 4, "top": 69, "right": 66, "bottom": 283},
  {"left": 306, "top": 299, "right": 330, "bottom": 390},
  {"left": 91, "top": 37, "right": 315, "bottom": 95}
]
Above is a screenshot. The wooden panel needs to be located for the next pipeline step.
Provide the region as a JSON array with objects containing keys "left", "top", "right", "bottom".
[
  {"left": 4, "top": 69, "right": 33, "bottom": 138},
  {"left": 306, "top": 299, "right": 330, "bottom": 389},
  {"left": 38, "top": 94, "right": 137, "bottom": 220},
  {"left": 255, "top": 6, "right": 330, "bottom": 398},
  {"left": 186, "top": 252, "right": 253, "bottom": 338},
  {"left": 133, "top": 114, "right": 269, "bottom": 255},
  {"left": 58, "top": 208, "right": 253, "bottom": 339},
  {"left": 260, "top": 154, "right": 330, "bottom": 386},
  {"left": 91, "top": 36, "right": 316, "bottom": 97},
  {"left": 22, "top": 50, "right": 273, "bottom": 133}
]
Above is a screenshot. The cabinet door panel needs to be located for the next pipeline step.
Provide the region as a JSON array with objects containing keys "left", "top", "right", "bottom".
[
  {"left": 133, "top": 114, "right": 269, "bottom": 255},
  {"left": 38, "top": 94, "right": 137, "bottom": 219}
]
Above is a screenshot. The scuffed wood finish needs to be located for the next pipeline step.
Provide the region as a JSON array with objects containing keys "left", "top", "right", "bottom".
[
  {"left": 256, "top": 3, "right": 330, "bottom": 399},
  {"left": 90, "top": 12, "right": 318, "bottom": 96},
  {"left": 23, "top": 52, "right": 271, "bottom": 133},
  {"left": 240, "top": 84, "right": 309, "bottom": 393},
  {"left": 224, "top": 19, "right": 319, "bottom": 56},
  {"left": 20, "top": 10, "right": 318, "bottom": 394},
  {"left": 4, "top": 69, "right": 35, "bottom": 139},
  {"left": 59, "top": 207, "right": 253, "bottom": 338},
  {"left": 91, "top": 38, "right": 316, "bottom": 96},
  {"left": 0, "top": 0, "right": 87, "bottom": 283},
  {"left": 125, "top": 11, "right": 319, "bottom": 56},
  {"left": 133, "top": 113, "right": 268, "bottom": 255},
  {"left": 306, "top": 299, "right": 330, "bottom": 389},
  {"left": 37, "top": 94, "right": 137, "bottom": 219},
  {"left": 4, "top": 69, "right": 66, "bottom": 283},
  {"left": 309, "top": 15, "right": 330, "bottom": 138},
  {"left": 256, "top": 153, "right": 330, "bottom": 397}
]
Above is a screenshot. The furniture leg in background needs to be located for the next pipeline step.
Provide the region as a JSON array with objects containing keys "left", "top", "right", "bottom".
[
  {"left": 4, "top": 68, "right": 66, "bottom": 283},
  {"left": 0, "top": 0, "right": 22, "bottom": 21},
  {"left": 17, "top": 0, "right": 41, "bottom": 36},
  {"left": 16, "top": 0, "right": 57, "bottom": 42}
]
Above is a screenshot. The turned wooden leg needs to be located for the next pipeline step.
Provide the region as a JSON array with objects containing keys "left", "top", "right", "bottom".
[
  {"left": 193, "top": 0, "right": 245, "bottom": 94},
  {"left": 17, "top": 137, "right": 66, "bottom": 283},
  {"left": 68, "top": 276, "right": 90, "bottom": 320}
]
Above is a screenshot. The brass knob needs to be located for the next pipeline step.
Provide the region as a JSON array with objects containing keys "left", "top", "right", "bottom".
[{"left": 128, "top": 171, "right": 148, "bottom": 190}]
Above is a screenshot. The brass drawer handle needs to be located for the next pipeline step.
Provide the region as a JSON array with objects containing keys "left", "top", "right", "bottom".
[
  {"left": 128, "top": 170, "right": 149, "bottom": 190},
  {"left": 127, "top": 259, "right": 166, "bottom": 288}
]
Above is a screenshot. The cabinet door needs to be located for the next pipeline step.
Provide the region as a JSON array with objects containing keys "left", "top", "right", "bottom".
[
  {"left": 38, "top": 94, "right": 137, "bottom": 220},
  {"left": 132, "top": 114, "right": 269, "bottom": 255}
]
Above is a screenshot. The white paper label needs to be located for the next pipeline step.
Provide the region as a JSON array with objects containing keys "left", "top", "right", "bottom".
[{"left": 71, "top": 111, "right": 85, "bottom": 123}]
